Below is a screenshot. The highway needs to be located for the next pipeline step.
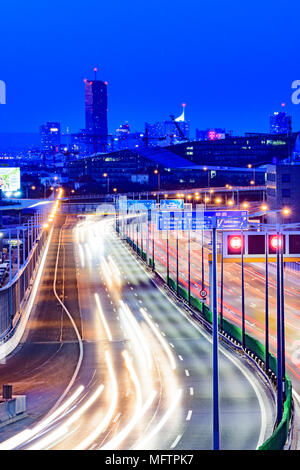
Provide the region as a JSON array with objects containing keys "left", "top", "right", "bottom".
[
  {"left": 149, "top": 225, "right": 300, "bottom": 399},
  {"left": 0, "top": 214, "right": 275, "bottom": 450}
]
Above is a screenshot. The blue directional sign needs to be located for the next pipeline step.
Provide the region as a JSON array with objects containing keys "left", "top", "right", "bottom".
[
  {"left": 118, "top": 199, "right": 156, "bottom": 211},
  {"left": 160, "top": 199, "right": 184, "bottom": 210},
  {"left": 158, "top": 210, "right": 248, "bottom": 231}
]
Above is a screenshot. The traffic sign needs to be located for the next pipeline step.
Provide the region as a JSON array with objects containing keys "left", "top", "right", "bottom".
[
  {"left": 200, "top": 289, "right": 207, "bottom": 298},
  {"left": 118, "top": 199, "right": 156, "bottom": 211},
  {"left": 158, "top": 210, "right": 248, "bottom": 231},
  {"left": 160, "top": 199, "right": 184, "bottom": 210}
]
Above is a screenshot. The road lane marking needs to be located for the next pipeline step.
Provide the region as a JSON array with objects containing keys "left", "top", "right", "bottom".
[
  {"left": 185, "top": 369, "right": 190, "bottom": 377},
  {"left": 113, "top": 413, "right": 121, "bottom": 423},
  {"left": 170, "top": 433, "right": 182, "bottom": 449},
  {"left": 186, "top": 410, "right": 192, "bottom": 421},
  {"left": 189, "top": 387, "right": 194, "bottom": 396},
  {"left": 178, "top": 355, "right": 183, "bottom": 361},
  {"left": 140, "top": 308, "right": 177, "bottom": 370}
]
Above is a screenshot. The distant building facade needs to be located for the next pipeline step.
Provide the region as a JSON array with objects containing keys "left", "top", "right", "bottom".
[
  {"left": 167, "top": 133, "right": 299, "bottom": 167},
  {"left": 266, "top": 163, "right": 300, "bottom": 223},
  {"left": 270, "top": 111, "right": 291, "bottom": 135},
  {"left": 145, "top": 104, "right": 190, "bottom": 146},
  {"left": 40, "top": 122, "right": 61, "bottom": 154},
  {"left": 84, "top": 73, "right": 108, "bottom": 152},
  {"left": 196, "top": 128, "right": 227, "bottom": 141}
]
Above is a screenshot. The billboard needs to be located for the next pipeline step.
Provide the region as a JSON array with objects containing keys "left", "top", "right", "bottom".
[{"left": 0, "top": 168, "right": 21, "bottom": 192}]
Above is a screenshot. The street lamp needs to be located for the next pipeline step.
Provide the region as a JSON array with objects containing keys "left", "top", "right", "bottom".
[
  {"left": 154, "top": 169, "right": 160, "bottom": 191},
  {"left": 103, "top": 173, "right": 110, "bottom": 194},
  {"left": 203, "top": 167, "right": 210, "bottom": 188}
]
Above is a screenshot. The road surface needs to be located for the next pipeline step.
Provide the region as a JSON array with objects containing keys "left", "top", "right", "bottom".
[{"left": 0, "top": 214, "right": 274, "bottom": 450}]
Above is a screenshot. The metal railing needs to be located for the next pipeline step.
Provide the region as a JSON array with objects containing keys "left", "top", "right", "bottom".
[{"left": 0, "top": 210, "right": 51, "bottom": 340}]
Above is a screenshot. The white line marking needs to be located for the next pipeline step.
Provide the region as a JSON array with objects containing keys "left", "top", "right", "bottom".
[{"left": 171, "top": 434, "right": 182, "bottom": 449}]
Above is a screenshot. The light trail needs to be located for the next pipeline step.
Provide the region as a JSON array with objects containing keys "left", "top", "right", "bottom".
[
  {"left": 78, "top": 244, "right": 85, "bottom": 268},
  {"left": 120, "top": 300, "right": 152, "bottom": 371},
  {"left": 107, "top": 255, "right": 122, "bottom": 286},
  {"left": 84, "top": 243, "right": 92, "bottom": 261},
  {"left": 101, "top": 351, "right": 156, "bottom": 450},
  {"left": 28, "top": 385, "right": 105, "bottom": 450},
  {"left": 100, "top": 257, "right": 113, "bottom": 288},
  {"left": 134, "top": 388, "right": 183, "bottom": 450},
  {"left": 0, "top": 385, "right": 84, "bottom": 450},
  {"left": 94, "top": 293, "right": 113, "bottom": 342},
  {"left": 75, "top": 352, "right": 118, "bottom": 450},
  {"left": 140, "top": 308, "right": 177, "bottom": 370}
]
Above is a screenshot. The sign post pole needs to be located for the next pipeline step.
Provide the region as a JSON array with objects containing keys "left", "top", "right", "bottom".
[
  {"left": 220, "top": 231, "right": 224, "bottom": 330},
  {"left": 166, "top": 228, "right": 169, "bottom": 285},
  {"left": 241, "top": 228, "right": 245, "bottom": 348},
  {"left": 265, "top": 230, "right": 269, "bottom": 372},
  {"left": 188, "top": 227, "right": 191, "bottom": 306},
  {"left": 276, "top": 225, "right": 283, "bottom": 424},
  {"left": 176, "top": 229, "right": 179, "bottom": 296},
  {"left": 280, "top": 231, "right": 286, "bottom": 398},
  {"left": 212, "top": 218, "right": 220, "bottom": 450}
]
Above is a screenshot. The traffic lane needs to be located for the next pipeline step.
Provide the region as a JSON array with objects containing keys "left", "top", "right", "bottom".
[
  {"left": 0, "top": 216, "right": 81, "bottom": 444},
  {"left": 43, "top": 215, "right": 178, "bottom": 451},
  {"left": 156, "top": 235, "right": 300, "bottom": 362},
  {"left": 36, "top": 216, "right": 140, "bottom": 450},
  {"left": 80, "top": 216, "right": 184, "bottom": 450},
  {"left": 156, "top": 236, "right": 300, "bottom": 390},
  {"left": 111, "top": 227, "right": 274, "bottom": 449}
]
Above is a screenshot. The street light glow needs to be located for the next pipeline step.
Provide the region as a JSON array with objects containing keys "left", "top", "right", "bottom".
[{"left": 282, "top": 207, "right": 291, "bottom": 216}]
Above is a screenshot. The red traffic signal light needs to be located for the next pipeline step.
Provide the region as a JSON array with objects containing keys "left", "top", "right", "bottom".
[
  {"left": 269, "top": 234, "right": 285, "bottom": 254},
  {"left": 227, "top": 235, "right": 244, "bottom": 255}
]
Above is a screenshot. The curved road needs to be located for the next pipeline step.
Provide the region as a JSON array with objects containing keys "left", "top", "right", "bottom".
[{"left": 0, "top": 214, "right": 274, "bottom": 450}]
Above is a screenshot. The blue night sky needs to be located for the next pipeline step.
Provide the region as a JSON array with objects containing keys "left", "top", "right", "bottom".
[{"left": 0, "top": 0, "right": 299, "bottom": 137}]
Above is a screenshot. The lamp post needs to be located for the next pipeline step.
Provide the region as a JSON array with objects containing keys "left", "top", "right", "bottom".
[
  {"left": 276, "top": 223, "right": 283, "bottom": 423},
  {"left": 241, "top": 228, "right": 245, "bottom": 348},
  {"left": 265, "top": 229, "right": 269, "bottom": 372},
  {"left": 201, "top": 229, "right": 205, "bottom": 292},
  {"left": 103, "top": 173, "right": 110, "bottom": 194},
  {"left": 176, "top": 228, "right": 179, "bottom": 296},
  {"left": 220, "top": 231, "right": 224, "bottom": 330},
  {"left": 211, "top": 217, "right": 220, "bottom": 450},
  {"left": 154, "top": 169, "right": 160, "bottom": 191},
  {"left": 166, "top": 228, "right": 169, "bottom": 285},
  {"left": 188, "top": 227, "right": 191, "bottom": 306}
]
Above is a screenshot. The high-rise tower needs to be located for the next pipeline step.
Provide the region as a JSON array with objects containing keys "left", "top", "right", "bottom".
[{"left": 84, "top": 68, "right": 108, "bottom": 152}]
